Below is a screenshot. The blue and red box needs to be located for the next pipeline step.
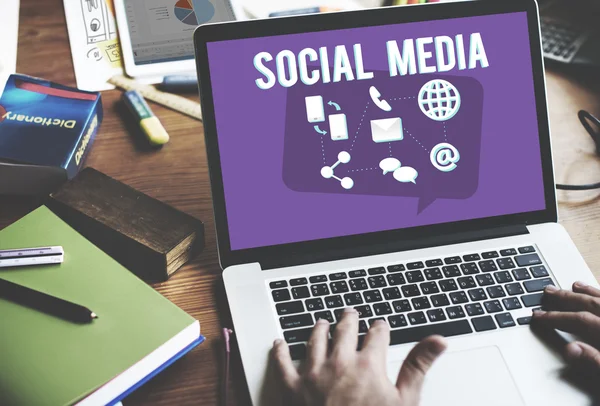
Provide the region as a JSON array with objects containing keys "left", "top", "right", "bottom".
[{"left": 0, "top": 74, "right": 102, "bottom": 195}]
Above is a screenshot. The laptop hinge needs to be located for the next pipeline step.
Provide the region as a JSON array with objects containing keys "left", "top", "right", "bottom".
[{"left": 261, "top": 224, "right": 529, "bottom": 270}]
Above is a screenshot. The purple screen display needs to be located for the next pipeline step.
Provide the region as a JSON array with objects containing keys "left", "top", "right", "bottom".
[{"left": 207, "top": 12, "right": 546, "bottom": 251}]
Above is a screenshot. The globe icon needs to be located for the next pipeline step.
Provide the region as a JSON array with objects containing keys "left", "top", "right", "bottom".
[{"left": 418, "top": 79, "right": 461, "bottom": 121}]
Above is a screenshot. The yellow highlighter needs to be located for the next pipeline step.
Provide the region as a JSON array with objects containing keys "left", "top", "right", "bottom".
[{"left": 122, "top": 90, "right": 170, "bottom": 146}]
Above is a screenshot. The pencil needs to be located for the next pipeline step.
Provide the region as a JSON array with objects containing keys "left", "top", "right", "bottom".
[{"left": 0, "top": 277, "right": 97, "bottom": 323}]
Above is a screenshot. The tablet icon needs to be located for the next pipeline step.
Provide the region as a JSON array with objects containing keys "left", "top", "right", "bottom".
[{"left": 369, "top": 86, "right": 392, "bottom": 112}]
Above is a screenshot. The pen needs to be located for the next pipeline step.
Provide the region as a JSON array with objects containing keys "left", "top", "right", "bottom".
[
  {"left": 157, "top": 75, "right": 199, "bottom": 93},
  {"left": 0, "top": 277, "right": 97, "bottom": 323},
  {"left": 122, "top": 90, "right": 170, "bottom": 146},
  {"left": 222, "top": 328, "right": 233, "bottom": 406}
]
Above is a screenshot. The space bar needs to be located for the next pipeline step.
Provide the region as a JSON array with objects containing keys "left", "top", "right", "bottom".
[{"left": 389, "top": 320, "right": 473, "bottom": 346}]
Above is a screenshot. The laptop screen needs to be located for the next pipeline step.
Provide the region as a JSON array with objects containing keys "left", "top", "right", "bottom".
[{"left": 206, "top": 11, "right": 546, "bottom": 251}]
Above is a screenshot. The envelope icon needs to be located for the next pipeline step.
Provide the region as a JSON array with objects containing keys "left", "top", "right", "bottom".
[{"left": 371, "top": 118, "right": 403, "bottom": 143}]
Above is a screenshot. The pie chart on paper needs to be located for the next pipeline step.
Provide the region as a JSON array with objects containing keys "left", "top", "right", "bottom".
[{"left": 174, "top": 0, "right": 215, "bottom": 26}]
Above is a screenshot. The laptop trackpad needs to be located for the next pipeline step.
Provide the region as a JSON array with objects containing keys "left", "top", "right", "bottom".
[{"left": 389, "top": 346, "right": 524, "bottom": 406}]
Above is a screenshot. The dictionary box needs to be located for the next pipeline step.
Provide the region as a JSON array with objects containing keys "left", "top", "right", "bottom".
[{"left": 0, "top": 74, "right": 102, "bottom": 195}]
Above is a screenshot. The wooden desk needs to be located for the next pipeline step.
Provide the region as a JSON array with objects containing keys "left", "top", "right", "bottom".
[{"left": 2, "top": 1, "right": 600, "bottom": 405}]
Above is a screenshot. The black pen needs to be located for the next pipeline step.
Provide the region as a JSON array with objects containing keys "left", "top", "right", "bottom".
[{"left": 0, "top": 278, "right": 97, "bottom": 323}]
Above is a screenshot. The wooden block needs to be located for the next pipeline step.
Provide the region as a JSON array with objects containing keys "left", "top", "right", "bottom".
[{"left": 46, "top": 168, "right": 204, "bottom": 281}]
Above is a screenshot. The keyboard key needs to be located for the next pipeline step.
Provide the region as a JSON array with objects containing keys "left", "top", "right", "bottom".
[
  {"left": 431, "top": 293, "right": 450, "bottom": 307},
  {"left": 311, "top": 283, "right": 330, "bottom": 297},
  {"left": 329, "top": 272, "right": 347, "bottom": 281},
  {"left": 284, "top": 328, "right": 312, "bottom": 343},
  {"left": 305, "top": 298, "right": 324, "bottom": 311},
  {"left": 461, "top": 263, "right": 479, "bottom": 275},
  {"left": 270, "top": 280, "right": 287, "bottom": 289},
  {"left": 330, "top": 281, "right": 349, "bottom": 294},
  {"left": 424, "top": 268, "right": 443, "bottom": 280},
  {"left": 505, "top": 283, "right": 524, "bottom": 296},
  {"left": 463, "top": 254, "right": 481, "bottom": 262},
  {"left": 472, "top": 316, "right": 497, "bottom": 332},
  {"left": 334, "top": 309, "right": 346, "bottom": 321},
  {"left": 407, "top": 261, "right": 425, "bottom": 270},
  {"left": 468, "top": 288, "right": 487, "bottom": 301},
  {"left": 426, "top": 259, "right": 444, "bottom": 267},
  {"left": 389, "top": 314, "right": 408, "bottom": 328},
  {"left": 495, "top": 313, "right": 516, "bottom": 328},
  {"left": 309, "top": 275, "right": 327, "bottom": 283},
  {"left": 349, "top": 270, "right": 367, "bottom": 278},
  {"left": 277, "top": 301, "right": 305, "bottom": 315},
  {"left": 289, "top": 344, "right": 307, "bottom": 360},
  {"left": 450, "top": 291, "right": 468, "bottom": 304},
  {"left": 478, "top": 260, "right": 498, "bottom": 273},
  {"left": 280, "top": 313, "right": 313, "bottom": 329},
  {"left": 290, "top": 278, "right": 308, "bottom": 286},
  {"left": 314, "top": 310, "right": 334, "bottom": 323},
  {"left": 476, "top": 274, "right": 494, "bottom": 286},
  {"left": 369, "top": 317, "right": 386, "bottom": 327},
  {"left": 387, "top": 273, "right": 406, "bottom": 286},
  {"left": 359, "top": 320, "right": 369, "bottom": 334},
  {"left": 512, "top": 268, "right": 531, "bottom": 281},
  {"left": 412, "top": 296, "right": 431, "bottom": 310},
  {"left": 458, "top": 276, "right": 477, "bottom": 289},
  {"left": 465, "top": 303, "right": 484, "bottom": 316},
  {"left": 427, "top": 308, "right": 446, "bottom": 322},
  {"left": 487, "top": 286, "right": 506, "bottom": 299},
  {"left": 442, "top": 265, "right": 461, "bottom": 278},
  {"left": 325, "top": 295, "right": 345, "bottom": 308},
  {"left": 494, "top": 271, "right": 513, "bottom": 284},
  {"left": 531, "top": 266, "right": 549, "bottom": 278},
  {"left": 439, "top": 279, "right": 458, "bottom": 292},
  {"left": 500, "top": 248, "right": 517, "bottom": 257},
  {"left": 392, "top": 299, "right": 412, "bottom": 313},
  {"left": 517, "top": 316, "right": 532, "bottom": 325},
  {"left": 446, "top": 305, "right": 466, "bottom": 319},
  {"left": 524, "top": 278, "right": 554, "bottom": 293},
  {"left": 373, "top": 302, "right": 393, "bottom": 316},
  {"left": 444, "top": 256, "right": 462, "bottom": 264},
  {"left": 364, "top": 290, "right": 383, "bottom": 303},
  {"left": 368, "top": 267, "right": 386, "bottom": 275},
  {"left": 482, "top": 251, "right": 499, "bottom": 259},
  {"left": 389, "top": 320, "right": 472, "bottom": 345},
  {"left": 387, "top": 264, "right": 405, "bottom": 273},
  {"left": 408, "top": 311, "right": 427, "bottom": 325},
  {"left": 484, "top": 300, "right": 503, "bottom": 313},
  {"left": 272, "top": 289, "right": 291, "bottom": 302},
  {"left": 349, "top": 279, "right": 368, "bottom": 291},
  {"left": 355, "top": 305, "right": 373, "bottom": 318},
  {"left": 406, "top": 271, "right": 425, "bottom": 283},
  {"left": 502, "top": 297, "right": 522, "bottom": 310},
  {"left": 343, "top": 292, "right": 363, "bottom": 306},
  {"left": 292, "top": 286, "right": 310, "bottom": 299},
  {"left": 518, "top": 246, "right": 536, "bottom": 254},
  {"left": 420, "top": 281, "right": 439, "bottom": 295},
  {"left": 402, "top": 284, "right": 421, "bottom": 297},
  {"left": 515, "top": 254, "right": 542, "bottom": 267},
  {"left": 368, "top": 275, "right": 387, "bottom": 288},
  {"left": 497, "top": 258, "right": 516, "bottom": 270},
  {"left": 383, "top": 287, "right": 402, "bottom": 300}
]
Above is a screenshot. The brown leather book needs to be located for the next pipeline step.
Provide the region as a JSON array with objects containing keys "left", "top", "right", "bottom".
[{"left": 46, "top": 167, "right": 204, "bottom": 281}]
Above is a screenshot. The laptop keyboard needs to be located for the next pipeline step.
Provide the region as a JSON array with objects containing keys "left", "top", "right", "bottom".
[{"left": 268, "top": 245, "right": 555, "bottom": 360}]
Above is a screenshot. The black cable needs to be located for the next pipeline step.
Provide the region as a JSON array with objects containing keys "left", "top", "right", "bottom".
[{"left": 555, "top": 110, "right": 600, "bottom": 191}]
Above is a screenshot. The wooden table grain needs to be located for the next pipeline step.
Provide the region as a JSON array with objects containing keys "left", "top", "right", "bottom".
[{"left": 3, "top": 1, "right": 600, "bottom": 405}]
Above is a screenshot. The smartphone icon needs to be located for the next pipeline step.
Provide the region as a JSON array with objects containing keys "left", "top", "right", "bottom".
[
  {"left": 329, "top": 113, "right": 348, "bottom": 141},
  {"left": 305, "top": 95, "right": 325, "bottom": 123}
]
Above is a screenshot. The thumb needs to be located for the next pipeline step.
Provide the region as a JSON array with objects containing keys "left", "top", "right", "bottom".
[
  {"left": 396, "top": 335, "right": 447, "bottom": 403},
  {"left": 565, "top": 341, "right": 600, "bottom": 371}
]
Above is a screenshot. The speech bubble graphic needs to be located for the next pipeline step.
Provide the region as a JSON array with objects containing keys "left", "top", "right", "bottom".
[
  {"left": 394, "top": 167, "right": 418, "bottom": 184},
  {"left": 282, "top": 72, "right": 483, "bottom": 214},
  {"left": 380, "top": 157, "right": 401, "bottom": 175}
]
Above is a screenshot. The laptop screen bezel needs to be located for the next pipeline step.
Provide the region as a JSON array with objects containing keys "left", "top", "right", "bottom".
[{"left": 194, "top": 0, "right": 557, "bottom": 269}]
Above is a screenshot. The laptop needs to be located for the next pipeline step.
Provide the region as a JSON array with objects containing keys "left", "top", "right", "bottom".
[{"left": 193, "top": 1, "right": 598, "bottom": 404}]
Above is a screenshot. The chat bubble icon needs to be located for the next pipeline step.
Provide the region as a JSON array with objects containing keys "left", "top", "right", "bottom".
[
  {"left": 379, "top": 157, "right": 401, "bottom": 175},
  {"left": 393, "top": 167, "right": 418, "bottom": 184}
]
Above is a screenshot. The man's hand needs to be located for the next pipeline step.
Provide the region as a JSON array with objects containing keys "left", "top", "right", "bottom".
[
  {"left": 532, "top": 281, "right": 600, "bottom": 371},
  {"left": 272, "top": 308, "right": 447, "bottom": 406}
]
